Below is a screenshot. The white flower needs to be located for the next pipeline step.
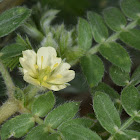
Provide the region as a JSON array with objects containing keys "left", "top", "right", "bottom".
[{"left": 19, "top": 47, "right": 75, "bottom": 91}]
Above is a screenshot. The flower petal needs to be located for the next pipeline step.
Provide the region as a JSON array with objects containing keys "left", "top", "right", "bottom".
[
  {"left": 19, "top": 50, "right": 37, "bottom": 77},
  {"left": 37, "top": 47, "right": 61, "bottom": 69},
  {"left": 52, "top": 63, "right": 71, "bottom": 74},
  {"left": 48, "top": 63, "right": 75, "bottom": 84},
  {"left": 24, "top": 73, "right": 40, "bottom": 86},
  {"left": 43, "top": 83, "right": 67, "bottom": 91},
  {"left": 49, "top": 70, "right": 75, "bottom": 84},
  {"left": 49, "top": 84, "right": 67, "bottom": 91}
]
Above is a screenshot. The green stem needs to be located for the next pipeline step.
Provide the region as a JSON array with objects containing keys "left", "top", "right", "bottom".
[
  {"left": 120, "top": 116, "right": 134, "bottom": 131},
  {"left": 88, "top": 20, "right": 138, "bottom": 55},
  {"left": 34, "top": 116, "right": 44, "bottom": 125},
  {"left": 108, "top": 116, "right": 134, "bottom": 140},
  {"left": 0, "top": 60, "right": 15, "bottom": 98},
  {"left": 88, "top": 44, "right": 100, "bottom": 55},
  {"left": 0, "top": 99, "right": 19, "bottom": 124},
  {"left": 24, "top": 84, "right": 40, "bottom": 101}
]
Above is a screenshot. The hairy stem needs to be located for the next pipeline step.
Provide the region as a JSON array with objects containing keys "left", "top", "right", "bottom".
[
  {"left": 108, "top": 116, "right": 134, "bottom": 140},
  {"left": 34, "top": 116, "right": 44, "bottom": 125},
  {"left": 0, "top": 60, "right": 15, "bottom": 98},
  {"left": 120, "top": 116, "right": 134, "bottom": 131},
  {"left": 88, "top": 20, "right": 138, "bottom": 55},
  {"left": 0, "top": 99, "right": 19, "bottom": 124},
  {"left": 24, "top": 84, "right": 40, "bottom": 101}
]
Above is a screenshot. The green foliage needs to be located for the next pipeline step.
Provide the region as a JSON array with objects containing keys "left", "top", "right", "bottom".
[
  {"left": 41, "top": 32, "right": 58, "bottom": 49},
  {"left": 31, "top": 91, "right": 55, "bottom": 117},
  {"left": 128, "top": 122, "right": 140, "bottom": 132},
  {"left": 40, "top": 9, "right": 60, "bottom": 33},
  {"left": 44, "top": 102, "right": 79, "bottom": 129},
  {"left": 0, "top": 7, "right": 31, "bottom": 37},
  {"left": 109, "top": 65, "right": 130, "bottom": 86},
  {"left": 0, "top": 44, "right": 26, "bottom": 60},
  {"left": 22, "top": 6, "right": 82, "bottom": 65},
  {"left": 114, "top": 130, "right": 140, "bottom": 140},
  {"left": 93, "top": 92, "right": 121, "bottom": 134},
  {"left": 58, "top": 118, "right": 94, "bottom": 128},
  {"left": 25, "top": 125, "right": 49, "bottom": 140},
  {"left": 1, "top": 90, "right": 101, "bottom": 140},
  {"left": 58, "top": 124, "right": 101, "bottom": 140},
  {"left": 0, "top": 35, "right": 32, "bottom": 70},
  {"left": 1, "top": 114, "right": 35, "bottom": 140},
  {"left": 103, "top": 7, "right": 127, "bottom": 31},
  {"left": 46, "top": 133, "right": 61, "bottom": 140},
  {"left": 80, "top": 55, "right": 104, "bottom": 88},
  {"left": 121, "top": 85, "right": 140, "bottom": 119},
  {"left": 130, "top": 65, "right": 140, "bottom": 85},
  {"left": 87, "top": 12, "right": 108, "bottom": 43},
  {"left": 93, "top": 90, "right": 140, "bottom": 139},
  {"left": 78, "top": 18, "right": 92, "bottom": 51},
  {"left": 121, "top": 0, "right": 140, "bottom": 20},
  {"left": 119, "top": 29, "right": 140, "bottom": 50},
  {"left": 78, "top": 0, "right": 140, "bottom": 88},
  {"left": 99, "top": 42, "right": 131, "bottom": 72},
  {"left": 93, "top": 82, "right": 120, "bottom": 100},
  {"left": 93, "top": 82, "right": 121, "bottom": 111},
  {"left": 1, "top": 0, "right": 140, "bottom": 139},
  {"left": 23, "top": 23, "right": 44, "bottom": 42}
]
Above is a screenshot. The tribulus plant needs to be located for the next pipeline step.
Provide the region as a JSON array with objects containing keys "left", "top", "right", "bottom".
[{"left": 0, "top": 0, "right": 140, "bottom": 139}]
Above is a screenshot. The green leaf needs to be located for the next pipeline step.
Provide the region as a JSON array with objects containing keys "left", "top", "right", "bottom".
[
  {"left": 99, "top": 42, "right": 131, "bottom": 72},
  {"left": 0, "top": 7, "right": 31, "bottom": 37},
  {"left": 46, "top": 133, "right": 61, "bottom": 140},
  {"left": 40, "top": 9, "right": 59, "bottom": 32},
  {"left": 44, "top": 102, "right": 80, "bottom": 129},
  {"left": 2, "top": 56, "right": 19, "bottom": 71},
  {"left": 58, "top": 118, "right": 94, "bottom": 129},
  {"left": 119, "top": 29, "right": 140, "bottom": 50},
  {"left": 130, "top": 65, "right": 140, "bottom": 85},
  {"left": 114, "top": 130, "right": 140, "bottom": 140},
  {"left": 137, "top": 85, "right": 140, "bottom": 92},
  {"left": 59, "top": 124, "right": 101, "bottom": 140},
  {"left": 93, "top": 82, "right": 121, "bottom": 110},
  {"left": 87, "top": 12, "right": 108, "bottom": 43},
  {"left": 16, "top": 34, "right": 32, "bottom": 50},
  {"left": 90, "top": 119, "right": 108, "bottom": 134},
  {"left": 134, "top": 112, "right": 140, "bottom": 123},
  {"left": 78, "top": 18, "right": 92, "bottom": 51},
  {"left": 41, "top": 32, "right": 58, "bottom": 49},
  {"left": 0, "top": 36, "right": 31, "bottom": 70},
  {"left": 63, "top": 47, "right": 83, "bottom": 65},
  {"left": 25, "top": 125, "right": 49, "bottom": 140},
  {"left": 22, "top": 23, "right": 44, "bottom": 41},
  {"left": 121, "top": 0, "right": 140, "bottom": 20},
  {"left": 31, "top": 91, "right": 55, "bottom": 117},
  {"left": 121, "top": 85, "right": 140, "bottom": 117},
  {"left": 109, "top": 65, "right": 130, "bottom": 86},
  {"left": 93, "top": 82, "right": 120, "bottom": 100},
  {"left": 80, "top": 55, "right": 104, "bottom": 88},
  {"left": 103, "top": 7, "right": 127, "bottom": 31},
  {"left": 0, "top": 44, "right": 26, "bottom": 60},
  {"left": 59, "top": 30, "right": 73, "bottom": 54},
  {"left": 1, "top": 114, "right": 35, "bottom": 140},
  {"left": 128, "top": 122, "right": 140, "bottom": 131},
  {"left": 93, "top": 92, "right": 121, "bottom": 134},
  {"left": 52, "top": 24, "right": 64, "bottom": 41}
]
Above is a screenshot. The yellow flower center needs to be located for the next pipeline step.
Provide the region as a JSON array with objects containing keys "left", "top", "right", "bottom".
[
  {"left": 33, "top": 56, "right": 62, "bottom": 86},
  {"left": 37, "top": 66, "right": 52, "bottom": 83}
]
